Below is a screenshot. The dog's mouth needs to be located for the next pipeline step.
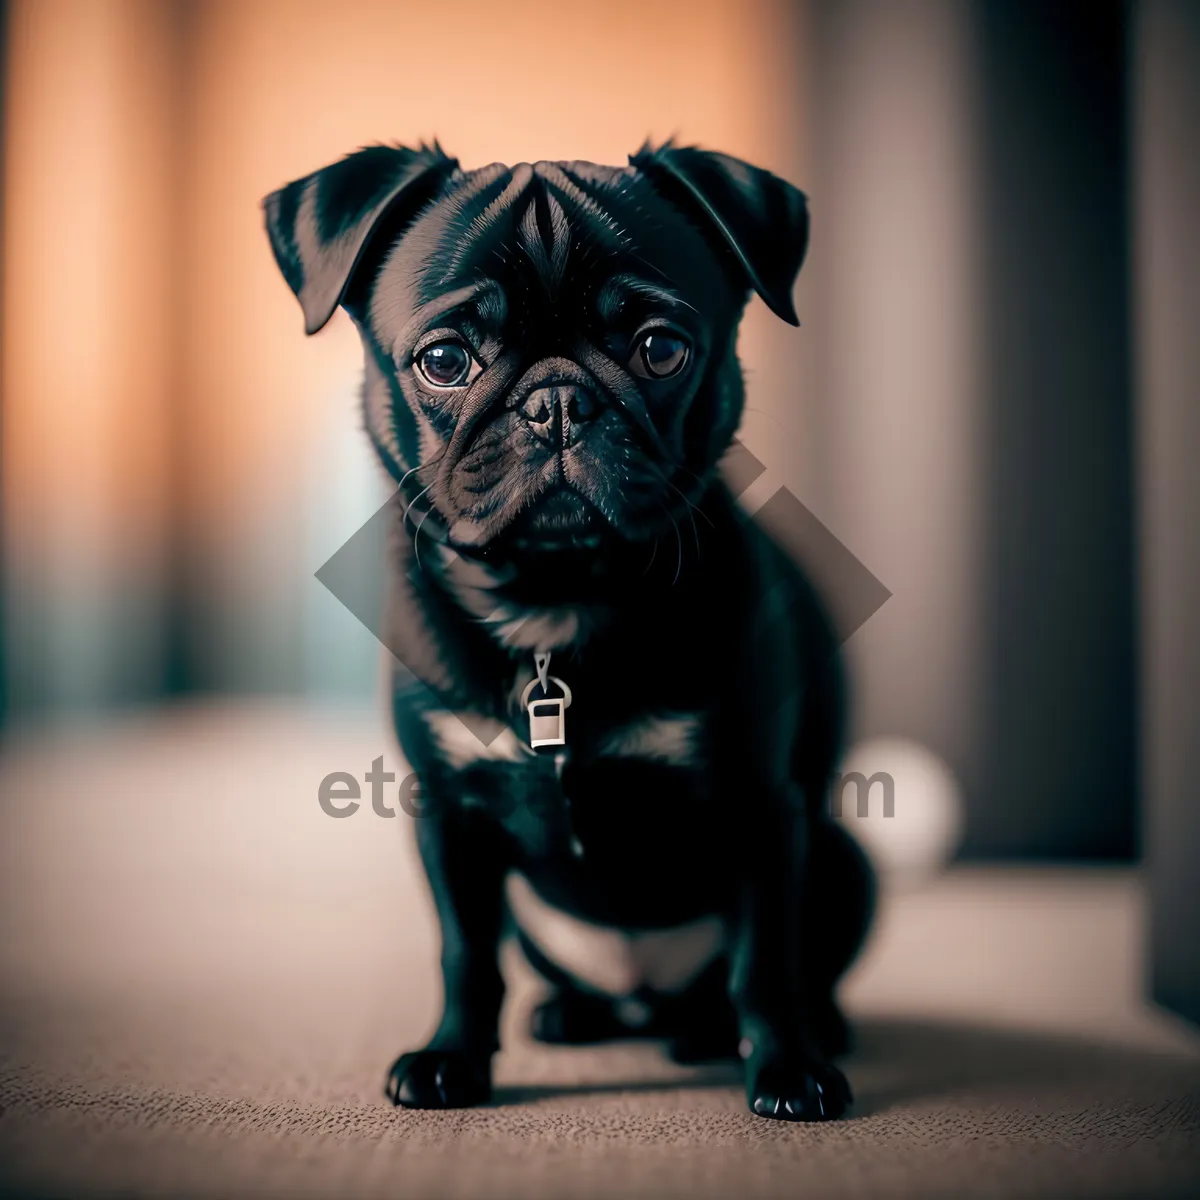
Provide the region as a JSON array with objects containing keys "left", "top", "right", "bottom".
[
  {"left": 457, "top": 486, "right": 653, "bottom": 608},
  {"left": 493, "top": 487, "right": 609, "bottom": 554}
]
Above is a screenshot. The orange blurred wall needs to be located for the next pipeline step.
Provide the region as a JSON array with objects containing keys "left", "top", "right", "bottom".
[{"left": 2, "top": 0, "right": 182, "bottom": 712}]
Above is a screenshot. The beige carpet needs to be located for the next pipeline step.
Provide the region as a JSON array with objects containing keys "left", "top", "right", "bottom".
[{"left": 1, "top": 703, "right": 1198, "bottom": 1199}]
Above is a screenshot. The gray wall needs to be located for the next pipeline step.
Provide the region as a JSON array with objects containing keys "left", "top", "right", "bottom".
[
  {"left": 808, "top": 0, "right": 987, "bottom": 839},
  {"left": 0, "top": 1, "right": 1158, "bottom": 866},
  {"left": 807, "top": 0, "right": 1138, "bottom": 858},
  {"left": 1136, "top": 0, "right": 1200, "bottom": 1025},
  {"left": 974, "top": 0, "right": 1136, "bottom": 857}
]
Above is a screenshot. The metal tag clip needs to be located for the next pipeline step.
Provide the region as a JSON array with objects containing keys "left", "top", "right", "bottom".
[{"left": 521, "top": 674, "right": 573, "bottom": 749}]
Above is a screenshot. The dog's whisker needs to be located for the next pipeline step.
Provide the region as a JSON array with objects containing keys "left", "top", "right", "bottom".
[
  {"left": 655, "top": 500, "right": 684, "bottom": 587},
  {"left": 403, "top": 482, "right": 436, "bottom": 530},
  {"left": 643, "top": 536, "right": 659, "bottom": 576},
  {"left": 643, "top": 461, "right": 713, "bottom": 550},
  {"left": 662, "top": 464, "right": 717, "bottom": 529},
  {"left": 412, "top": 504, "right": 439, "bottom": 573},
  {"left": 396, "top": 458, "right": 433, "bottom": 493},
  {"left": 663, "top": 478, "right": 703, "bottom": 558},
  {"left": 396, "top": 451, "right": 446, "bottom": 505}
]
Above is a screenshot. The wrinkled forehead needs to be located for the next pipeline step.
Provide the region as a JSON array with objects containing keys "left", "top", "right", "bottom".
[{"left": 368, "top": 159, "right": 732, "bottom": 339}]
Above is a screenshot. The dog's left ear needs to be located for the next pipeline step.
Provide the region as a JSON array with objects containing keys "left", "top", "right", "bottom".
[
  {"left": 630, "top": 142, "right": 809, "bottom": 325},
  {"left": 263, "top": 142, "right": 459, "bottom": 334}
]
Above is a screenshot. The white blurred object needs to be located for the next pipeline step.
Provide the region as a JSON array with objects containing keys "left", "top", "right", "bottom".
[{"left": 833, "top": 737, "right": 964, "bottom": 889}]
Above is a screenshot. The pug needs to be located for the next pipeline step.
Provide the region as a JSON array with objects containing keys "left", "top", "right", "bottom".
[{"left": 264, "top": 141, "right": 874, "bottom": 1121}]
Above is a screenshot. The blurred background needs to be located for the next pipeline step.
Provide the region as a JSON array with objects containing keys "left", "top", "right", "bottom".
[
  {"left": 2, "top": 0, "right": 1198, "bottom": 959},
  {"left": 0, "top": 4, "right": 1198, "bottom": 1193},
  {"left": 0, "top": 0, "right": 1157, "bottom": 829}
]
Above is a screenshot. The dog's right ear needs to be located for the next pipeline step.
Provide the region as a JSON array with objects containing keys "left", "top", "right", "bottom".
[{"left": 263, "top": 143, "right": 458, "bottom": 335}]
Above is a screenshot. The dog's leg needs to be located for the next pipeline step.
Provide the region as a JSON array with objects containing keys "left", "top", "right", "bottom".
[
  {"left": 798, "top": 818, "right": 876, "bottom": 1057},
  {"left": 386, "top": 805, "right": 507, "bottom": 1109},
  {"left": 728, "top": 791, "right": 856, "bottom": 1122},
  {"left": 667, "top": 820, "right": 873, "bottom": 1068},
  {"left": 663, "top": 957, "right": 740, "bottom": 1064}
]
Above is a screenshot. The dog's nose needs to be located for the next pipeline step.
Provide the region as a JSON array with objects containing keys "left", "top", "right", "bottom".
[{"left": 518, "top": 385, "right": 599, "bottom": 445}]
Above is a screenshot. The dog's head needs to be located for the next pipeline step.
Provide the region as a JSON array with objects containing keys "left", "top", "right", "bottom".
[{"left": 265, "top": 142, "right": 807, "bottom": 561}]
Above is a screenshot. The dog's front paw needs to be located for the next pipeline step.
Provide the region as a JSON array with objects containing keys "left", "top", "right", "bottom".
[
  {"left": 746, "top": 1049, "right": 853, "bottom": 1122},
  {"left": 385, "top": 1048, "right": 491, "bottom": 1109}
]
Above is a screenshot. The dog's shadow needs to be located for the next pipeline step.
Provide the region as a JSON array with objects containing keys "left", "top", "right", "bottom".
[
  {"left": 846, "top": 1017, "right": 1200, "bottom": 1118},
  {"left": 492, "top": 1018, "right": 1200, "bottom": 1117},
  {"left": 494, "top": 1064, "right": 741, "bottom": 1106}
]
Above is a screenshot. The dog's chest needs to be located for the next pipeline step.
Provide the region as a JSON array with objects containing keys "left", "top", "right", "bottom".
[
  {"left": 419, "top": 702, "right": 722, "bottom": 873},
  {"left": 422, "top": 705, "right": 708, "bottom": 775}
]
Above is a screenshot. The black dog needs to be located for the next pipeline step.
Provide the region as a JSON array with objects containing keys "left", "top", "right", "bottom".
[{"left": 264, "top": 142, "right": 874, "bottom": 1121}]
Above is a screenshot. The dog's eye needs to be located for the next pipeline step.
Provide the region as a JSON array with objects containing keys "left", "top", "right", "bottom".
[
  {"left": 415, "top": 341, "right": 478, "bottom": 388},
  {"left": 630, "top": 331, "right": 690, "bottom": 380}
]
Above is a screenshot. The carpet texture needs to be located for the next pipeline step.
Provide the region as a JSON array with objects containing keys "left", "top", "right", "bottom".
[{"left": 1, "top": 704, "right": 1198, "bottom": 1198}]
